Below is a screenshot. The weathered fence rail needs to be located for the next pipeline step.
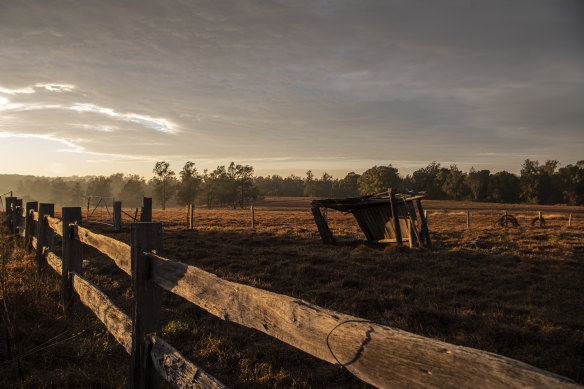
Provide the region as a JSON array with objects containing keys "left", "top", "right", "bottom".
[{"left": 2, "top": 197, "right": 582, "bottom": 389}]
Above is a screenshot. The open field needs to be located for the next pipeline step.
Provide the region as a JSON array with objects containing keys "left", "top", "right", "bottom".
[{"left": 2, "top": 198, "right": 583, "bottom": 387}]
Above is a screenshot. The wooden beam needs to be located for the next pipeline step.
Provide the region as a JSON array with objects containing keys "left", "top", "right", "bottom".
[
  {"left": 72, "top": 272, "right": 132, "bottom": 353},
  {"left": 147, "top": 253, "right": 579, "bottom": 389},
  {"left": 24, "top": 201, "right": 38, "bottom": 250},
  {"left": 415, "top": 199, "right": 432, "bottom": 249},
  {"left": 141, "top": 197, "right": 152, "bottom": 222},
  {"left": 46, "top": 216, "right": 63, "bottom": 237},
  {"left": 130, "top": 222, "right": 163, "bottom": 389},
  {"left": 311, "top": 206, "right": 336, "bottom": 245},
  {"left": 62, "top": 207, "right": 83, "bottom": 311},
  {"left": 75, "top": 225, "right": 131, "bottom": 275},
  {"left": 35, "top": 203, "right": 54, "bottom": 271},
  {"left": 45, "top": 249, "right": 62, "bottom": 275},
  {"left": 147, "top": 334, "right": 226, "bottom": 389},
  {"left": 113, "top": 201, "right": 122, "bottom": 232},
  {"left": 388, "top": 189, "right": 402, "bottom": 246}
]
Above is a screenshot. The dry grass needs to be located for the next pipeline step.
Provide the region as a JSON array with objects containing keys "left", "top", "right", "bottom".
[
  {"left": 2, "top": 198, "right": 583, "bottom": 387},
  {"left": 0, "top": 232, "right": 128, "bottom": 388}
]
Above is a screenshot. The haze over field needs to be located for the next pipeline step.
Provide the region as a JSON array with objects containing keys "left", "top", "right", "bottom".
[{"left": 1, "top": 0, "right": 583, "bottom": 178}]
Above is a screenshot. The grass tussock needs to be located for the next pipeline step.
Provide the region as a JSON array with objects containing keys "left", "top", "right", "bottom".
[
  {"left": 0, "top": 230, "right": 127, "bottom": 388},
  {"left": 2, "top": 200, "right": 584, "bottom": 387}
]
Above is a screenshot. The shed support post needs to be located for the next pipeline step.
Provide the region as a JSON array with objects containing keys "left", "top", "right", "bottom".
[
  {"left": 388, "top": 189, "right": 403, "bottom": 246},
  {"left": 312, "top": 206, "right": 336, "bottom": 245},
  {"left": 416, "top": 200, "right": 432, "bottom": 249}
]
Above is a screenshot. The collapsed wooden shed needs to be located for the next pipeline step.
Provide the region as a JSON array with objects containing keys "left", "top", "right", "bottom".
[{"left": 311, "top": 189, "right": 432, "bottom": 248}]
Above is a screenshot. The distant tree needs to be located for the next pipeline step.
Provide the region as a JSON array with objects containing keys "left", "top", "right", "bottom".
[
  {"left": 314, "top": 172, "right": 334, "bottom": 198},
  {"left": 118, "top": 175, "right": 146, "bottom": 207},
  {"left": 69, "top": 181, "right": 85, "bottom": 206},
  {"left": 488, "top": 171, "right": 520, "bottom": 203},
  {"left": 557, "top": 161, "right": 584, "bottom": 205},
  {"left": 303, "top": 170, "right": 315, "bottom": 197},
  {"left": 520, "top": 159, "right": 539, "bottom": 203},
  {"left": 466, "top": 167, "right": 490, "bottom": 201},
  {"left": 176, "top": 161, "right": 201, "bottom": 206},
  {"left": 86, "top": 176, "right": 112, "bottom": 198},
  {"left": 281, "top": 174, "right": 304, "bottom": 196},
  {"left": 333, "top": 172, "right": 360, "bottom": 197},
  {"left": 108, "top": 173, "right": 126, "bottom": 199},
  {"left": 442, "top": 165, "right": 467, "bottom": 200},
  {"left": 50, "top": 178, "right": 69, "bottom": 204},
  {"left": 520, "top": 159, "right": 562, "bottom": 204},
  {"left": 357, "top": 165, "right": 401, "bottom": 195},
  {"left": 411, "top": 162, "right": 446, "bottom": 199},
  {"left": 235, "top": 164, "right": 254, "bottom": 207},
  {"left": 153, "top": 161, "right": 175, "bottom": 210}
]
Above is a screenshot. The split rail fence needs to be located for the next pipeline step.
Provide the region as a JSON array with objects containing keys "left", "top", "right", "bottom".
[{"left": 2, "top": 196, "right": 581, "bottom": 389}]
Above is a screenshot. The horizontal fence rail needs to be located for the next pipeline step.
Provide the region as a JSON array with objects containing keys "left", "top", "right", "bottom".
[
  {"left": 2, "top": 198, "right": 582, "bottom": 389},
  {"left": 74, "top": 225, "right": 131, "bottom": 275}
]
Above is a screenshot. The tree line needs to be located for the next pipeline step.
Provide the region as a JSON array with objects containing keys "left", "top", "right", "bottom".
[
  {"left": 254, "top": 159, "right": 584, "bottom": 205},
  {"left": 6, "top": 159, "right": 583, "bottom": 208}
]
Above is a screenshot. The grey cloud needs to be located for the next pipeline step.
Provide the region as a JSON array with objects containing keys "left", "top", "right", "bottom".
[{"left": 1, "top": 0, "right": 582, "bottom": 175}]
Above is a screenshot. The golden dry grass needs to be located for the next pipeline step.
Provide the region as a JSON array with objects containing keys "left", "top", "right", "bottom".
[{"left": 2, "top": 198, "right": 584, "bottom": 387}]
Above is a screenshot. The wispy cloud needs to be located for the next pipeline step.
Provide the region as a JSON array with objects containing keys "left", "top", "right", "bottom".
[
  {"left": 69, "top": 103, "right": 177, "bottom": 134},
  {"left": 0, "top": 83, "right": 75, "bottom": 95}
]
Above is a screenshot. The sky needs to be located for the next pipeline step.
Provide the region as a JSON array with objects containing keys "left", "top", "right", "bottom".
[{"left": 0, "top": 0, "right": 583, "bottom": 180}]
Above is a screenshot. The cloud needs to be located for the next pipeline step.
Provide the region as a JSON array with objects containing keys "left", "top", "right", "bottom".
[{"left": 0, "top": 0, "right": 582, "bottom": 177}]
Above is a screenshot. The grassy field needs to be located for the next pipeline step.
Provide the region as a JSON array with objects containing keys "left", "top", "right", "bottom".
[{"left": 1, "top": 197, "right": 583, "bottom": 387}]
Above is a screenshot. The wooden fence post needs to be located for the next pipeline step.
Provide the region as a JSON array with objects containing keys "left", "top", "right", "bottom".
[
  {"left": 5, "top": 196, "right": 16, "bottom": 229},
  {"left": 113, "top": 201, "right": 122, "bottom": 232},
  {"left": 190, "top": 204, "right": 194, "bottom": 229},
  {"left": 13, "top": 199, "right": 23, "bottom": 237},
  {"left": 186, "top": 204, "right": 194, "bottom": 229},
  {"left": 466, "top": 210, "right": 470, "bottom": 230},
  {"left": 130, "top": 222, "right": 163, "bottom": 389},
  {"left": 140, "top": 197, "right": 152, "bottom": 222},
  {"left": 539, "top": 211, "right": 543, "bottom": 227},
  {"left": 251, "top": 204, "right": 255, "bottom": 229},
  {"left": 504, "top": 210, "right": 508, "bottom": 227},
  {"left": 35, "top": 203, "right": 54, "bottom": 271},
  {"left": 61, "top": 207, "right": 83, "bottom": 311},
  {"left": 568, "top": 213, "right": 572, "bottom": 227},
  {"left": 25, "top": 201, "right": 38, "bottom": 250}
]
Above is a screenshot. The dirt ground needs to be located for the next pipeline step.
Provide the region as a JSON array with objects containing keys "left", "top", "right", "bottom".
[{"left": 2, "top": 198, "right": 583, "bottom": 387}]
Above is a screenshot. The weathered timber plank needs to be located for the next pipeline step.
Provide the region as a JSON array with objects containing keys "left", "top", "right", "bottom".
[
  {"left": 62, "top": 208, "right": 83, "bottom": 311},
  {"left": 148, "top": 253, "right": 580, "bottom": 389},
  {"left": 46, "top": 216, "right": 63, "bottom": 237},
  {"left": 311, "top": 206, "right": 336, "bottom": 244},
  {"left": 75, "top": 226, "right": 131, "bottom": 275},
  {"left": 71, "top": 272, "right": 132, "bottom": 353},
  {"left": 45, "top": 248, "right": 62, "bottom": 274},
  {"left": 130, "top": 222, "right": 163, "bottom": 388},
  {"left": 148, "top": 334, "right": 227, "bottom": 389}
]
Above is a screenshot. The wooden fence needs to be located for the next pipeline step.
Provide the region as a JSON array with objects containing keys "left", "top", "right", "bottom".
[{"left": 2, "top": 197, "right": 582, "bottom": 389}]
